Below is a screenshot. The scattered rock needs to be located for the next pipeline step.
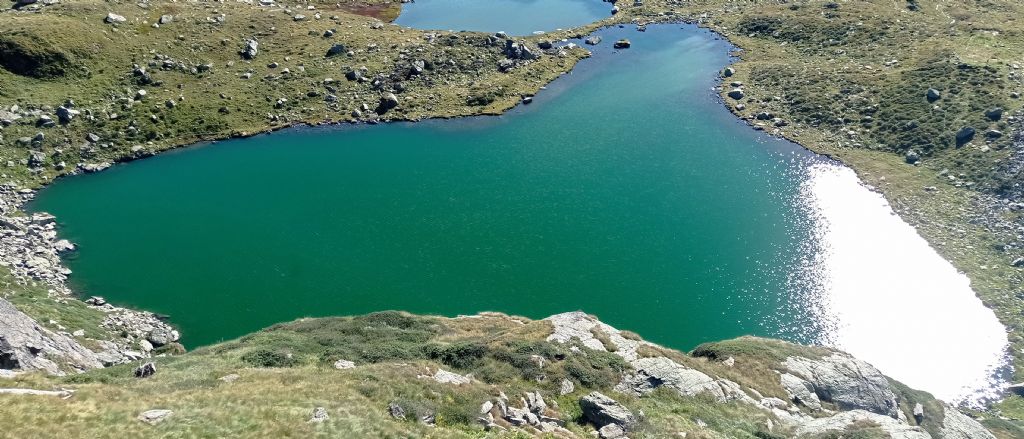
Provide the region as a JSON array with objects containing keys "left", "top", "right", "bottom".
[
  {"left": 147, "top": 327, "right": 178, "bottom": 347},
  {"left": 905, "top": 150, "right": 920, "bottom": 164},
  {"left": 388, "top": 402, "right": 406, "bottom": 419},
  {"left": 137, "top": 409, "right": 172, "bottom": 425},
  {"left": 559, "top": 378, "right": 575, "bottom": 395},
  {"left": 333, "top": 359, "right": 355, "bottom": 369},
  {"left": 159, "top": 14, "right": 173, "bottom": 24},
  {"left": 105, "top": 12, "right": 127, "bottom": 24},
  {"left": 85, "top": 296, "right": 106, "bottom": 306},
  {"left": 599, "top": 423, "right": 626, "bottom": 439},
  {"left": 1012, "top": 257, "right": 1024, "bottom": 267},
  {"left": 430, "top": 369, "right": 470, "bottom": 385},
  {"left": 325, "top": 43, "right": 347, "bottom": 57},
  {"left": 613, "top": 39, "right": 631, "bottom": 49},
  {"left": 134, "top": 362, "right": 157, "bottom": 378},
  {"left": 241, "top": 39, "right": 259, "bottom": 60},
  {"left": 219, "top": 373, "right": 240, "bottom": 383},
  {"left": 722, "top": 67, "right": 735, "bottom": 77},
  {"left": 309, "top": 407, "right": 329, "bottom": 423},
  {"left": 926, "top": 88, "right": 941, "bottom": 102},
  {"left": 955, "top": 126, "right": 975, "bottom": 146},
  {"left": 585, "top": 36, "right": 602, "bottom": 45},
  {"left": 985, "top": 107, "right": 1003, "bottom": 121},
  {"left": 727, "top": 89, "right": 745, "bottom": 100}
]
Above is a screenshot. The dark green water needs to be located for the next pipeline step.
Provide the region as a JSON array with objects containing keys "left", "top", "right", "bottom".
[{"left": 33, "top": 26, "right": 828, "bottom": 348}]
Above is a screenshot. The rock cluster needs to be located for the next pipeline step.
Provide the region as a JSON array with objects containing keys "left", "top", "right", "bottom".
[{"left": 476, "top": 390, "right": 570, "bottom": 434}]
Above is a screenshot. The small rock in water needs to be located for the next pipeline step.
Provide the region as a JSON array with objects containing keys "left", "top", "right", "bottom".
[{"left": 613, "top": 39, "right": 631, "bottom": 49}]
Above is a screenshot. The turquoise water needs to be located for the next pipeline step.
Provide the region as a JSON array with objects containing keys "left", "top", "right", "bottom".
[
  {"left": 393, "top": 0, "right": 609, "bottom": 35},
  {"left": 34, "top": 26, "right": 830, "bottom": 349}
]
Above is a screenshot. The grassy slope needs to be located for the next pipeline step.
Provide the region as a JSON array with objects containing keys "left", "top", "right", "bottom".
[
  {"left": 1, "top": 0, "right": 1023, "bottom": 428},
  {"left": 0, "top": 312, "right": 950, "bottom": 438}
]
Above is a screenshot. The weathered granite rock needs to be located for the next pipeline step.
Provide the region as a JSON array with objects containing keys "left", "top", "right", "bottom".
[
  {"left": 938, "top": 404, "right": 996, "bottom": 439},
  {"left": 0, "top": 297, "right": 103, "bottom": 374},
  {"left": 309, "top": 407, "right": 329, "bottom": 423},
  {"left": 617, "top": 356, "right": 735, "bottom": 400},
  {"left": 579, "top": 391, "right": 637, "bottom": 429},
  {"left": 794, "top": 410, "right": 929, "bottom": 438},
  {"left": 138, "top": 409, "right": 172, "bottom": 424},
  {"left": 783, "top": 354, "right": 900, "bottom": 418}
]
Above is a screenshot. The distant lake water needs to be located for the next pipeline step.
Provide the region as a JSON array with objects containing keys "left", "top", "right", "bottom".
[
  {"left": 31, "top": 24, "right": 1007, "bottom": 404},
  {"left": 394, "top": 0, "right": 609, "bottom": 35}
]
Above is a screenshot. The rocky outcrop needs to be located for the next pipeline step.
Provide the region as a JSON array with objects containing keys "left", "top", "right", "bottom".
[
  {"left": 616, "top": 356, "right": 753, "bottom": 403},
  {"left": 782, "top": 354, "right": 900, "bottom": 418},
  {"left": 0, "top": 297, "right": 102, "bottom": 374},
  {"left": 579, "top": 391, "right": 637, "bottom": 430},
  {"left": 793, "top": 410, "right": 930, "bottom": 438},
  {"left": 938, "top": 404, "right": 996, "bottom": 439}
]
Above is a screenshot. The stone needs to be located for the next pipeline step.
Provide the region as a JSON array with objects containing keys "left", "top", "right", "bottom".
[
  {"left": 722, "top": 356, "right": 735, "bottom": 367},
  {"left": 955, "top": 126, "right": 975, "bottom": 146},
  {"left": 105, "top": 12, "right": 127, "bottom": 24},
  {"left": 388, "top": 402, "right": 406, "bottom": 419},
  {"left": 242, "top": 39, "right": 259, "bottom": 59},
  {"left": 480, "top": 400, "right": 493, "bottom": 414},
  {"left": 55, "top": 106, "right": 79, "bottom": 124},
  {"left": 378, "top": 93, "right": 399, "bottom": 113},
  {"left": 912, "top": 403, "right": 924, "bottom": 422},
  {"left": 783, "top": 354, "right": 899, "bottom": 418},
  {"left": 986, "top": 129, "right": 1003, "bottom": 139},
  {"left": 926, "top": 88, "right": 941, "bottom": 102},
  {"left": 1012, "top": 257, "right": 1024, "bottom": 267},
  {"left": 585, "top": 36, "right": 602, "bottom": 45},
  {"left": 559, "top": 378, "right": 575, "bottom": 395},
  {"left": 345, "top": 70, "right": 363, "bottom": 81},
  {"left": 727, "top": 89, "right": 745, "bottom": 100},
  {"left": 134, "top": 362, "right": 157, "bottom": 378},
  {"left": 794, "top": 410, "right": 928, "bottom": 438},
  {"left": 985, "top": 107, "right": 1003, "bottom": 121},
  {"left": 939, "top": 403, "right": 996, "bottom": 439},
  {"left": 219, "top": 373, "right": 240, "bottom": 382},
  {"left": 27, "top": 151, "right": 46, "bottom": 168},
  {"left": 85, "top": 133, "right": 100, "bottom": 143},
  {"left": 579, "top": 392, "right": 637, "bottom": 429},
  {"left": 309, "top": 407, "right": 329, "bottom": 423},
  {"left": 599, "top": 423, "right": 626, "bottom": 439},
  {"left": 85, "top": 296, "right": 106, "bottom": 306},
  {"left": 147, "top": 327, "right": 177, "bottom": 347},
  {"left": 722, "top": 67, "right": 735, "bottom": 77},
  {"left": 618, "top": 356, "right": 736, "bottom": 401},
  {"left": 333, "top": 359, "right": 355, "bottom": 369},
  {"left": 135, "top": 89, "right": 147, "bottom": 101},
  {"left": 36, "top": 115, "right": 55, "bottom": 128},
  {"left": 526, "top": 391, "right": 546, "bottom": 413},
  {"left": 613, "top": 39, "right": 631, "bottom": 49},
  {"left": 780, "top": 372, "right": 822, "bottom": 410},
  {"left": 0, "top": 297, "right": 103, "bottom": 374},
  {"left": 431, "top": 369, "right": 470, "bottom": 385},
  {"left": 325, "top": 43, "right": 347, "bottom": 57},
  {"left": 905, "top": 150, "right": 920, "bottom": 164},
  {"left": 538, "top": 40, "right": 553, "bottom": 50},
  {"left": 138, "top": 409, "right": 172, "bottom": 424},
  {"left": 158, "top": 14, "right": 173, "bottom": 24}
]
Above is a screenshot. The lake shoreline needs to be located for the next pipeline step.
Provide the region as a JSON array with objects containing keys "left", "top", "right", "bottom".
[{"left": 6, "top": 18, "right": 1016, "bottom": 407}]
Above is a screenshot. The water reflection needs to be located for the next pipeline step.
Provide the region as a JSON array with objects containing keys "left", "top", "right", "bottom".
[{"left": 796, "top": 162, "right": 1009, "bottom": 404}]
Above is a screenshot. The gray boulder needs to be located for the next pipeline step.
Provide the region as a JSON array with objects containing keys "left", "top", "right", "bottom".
[
  {"left": 241, "top": 39, "right": 259, "bottom": 59},
  {"left": 905, "top": 150, "right": 920, "bottom": 164},
  {"left": 579, "top": 391, "right": 637, "bottom": 429},
  {"left": 138, "top": 409, "right": 172, "bottom": 424},
  {"left": 146, "top": 327, "right": 178, "bottom": 347},
  {"left": 105, "top": 12, "right": 127, "bottom": 24},
  {"left": 939, "top": 404, "right": 996, "bottom": 439},
  {"left": 309, "top": 407, "right": 329, "bottom": 423},
  {"left": 0, "top": 297, "right": 103, "bottom": 374},
  {"left": 134, "top": 362, "right": 157, "bottom": 378},
  {"left": 794, "top": 410, "right": 929, "bottom": 438},
  {"left": 783, "top": 354, "right": 899, "bottom": 418},
  {"left": 955, "top": 126, "right": 975, "bottom": 146},
  {"left": 585, "top": 36, "right": 602, "bottom": 45},
  {"left": 926, "top": 88, "right": 941, "bottom": 102},
  {"left": 984, "top": 107, "right": 1003, "bottom": 121},
  {"left": 728, "top": 89, "right": 745, "bottom": 100}
]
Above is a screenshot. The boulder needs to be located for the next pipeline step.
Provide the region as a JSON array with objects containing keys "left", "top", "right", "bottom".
[
  {"left": 613, "top": 39, "right": 631, "bottom": 49},
  {"left": 431, "top": 369, "right": 470, "bottom": 385},
  {"left": 525, "top": 391, "right": 546, "bottom": 413},
  {"left": 158, "top": 14, "right": 173, "bottom": 24},
  {"left": 0, "top": 297, "right": 103, "bottom": 374},
  {"left": 147, "top": 327, "right": 178, "bottom": 347},
  {"left": 955, "top": 126, "right": 975, "bottom": 146},
  {"left": 241, "top": 39, "right": 259, "bottom": 59},
  {"left": 727, "top": 89, "right": 745, "bottom": 100},
  {"left": 585, "top": 36, "right": 602, "bottom": 45},
  {"left": 325, "top": 43, "right": 347, "bottom": 57},
  {"left": 617, "top": 356, "right": 731, "bottom": 400},
  {"left": 985, "top": 107, "right": 1003, "bottom": 121},
  {"left": 333, "top": 359, "right": 355, "bottom": 369},
  {"left": 579, "top": 392, "right": 637, "bottom": 429},
  {"left": 27, "top": 151, "right": 45, "bottom": 168},
  {"left": 599, "top": 423, "right": 626, "bottom": 439},
  {"left": 138, "top": 409, "right": 172, "bottom": 425},
  {"left": 722, "top": 67, "right": 735, "bottom": 77},
  {"left": 559, "top": 378, "right": 575, "bottom": 395},
  {"left": 134, "top": 362, "right": 157, "bottom": 378},
  {"left": 377, "top": 93, "right": 399, "bottom": 113},
  {"left": 1012, "top": 257, "right": 1024, "bottom": 268},
  {"left": 926, "top": 88, "right": 941, "bottom": 102},
  {"left": 794, "top": 410, "right": 929, "bottom": 438},
  {"left": 388, "top": 402, "right": 406, "bottom": 419},
  {"left": 939, "top": 404, "right": 996, "bottom": 439},
  {"left": 55, "top": 106, "right": 79, "bottom": 124},
  {"left": 105, "top": 13, "right": 127, "bottom": 24},
  {"left": 905, "top": 150, "right": 920, "bottom": 164},
  {"left": 783, "top": 354, "right": 899, "bottom": 418},
  {"left": 309, "top": 407, "right": 329, "bottom": 423},
  {"left": 985, "top": 129, "right": 1002, "bottom": 139}
]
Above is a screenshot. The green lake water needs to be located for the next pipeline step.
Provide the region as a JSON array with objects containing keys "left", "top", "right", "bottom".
[{"left": 31, "top": 25, "right": 1008, "bottom": 402}]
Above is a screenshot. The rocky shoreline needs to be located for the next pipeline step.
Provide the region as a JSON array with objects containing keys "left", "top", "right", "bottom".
[{"left": 0, "top": 183, "right": 178, "bottom": 375}]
